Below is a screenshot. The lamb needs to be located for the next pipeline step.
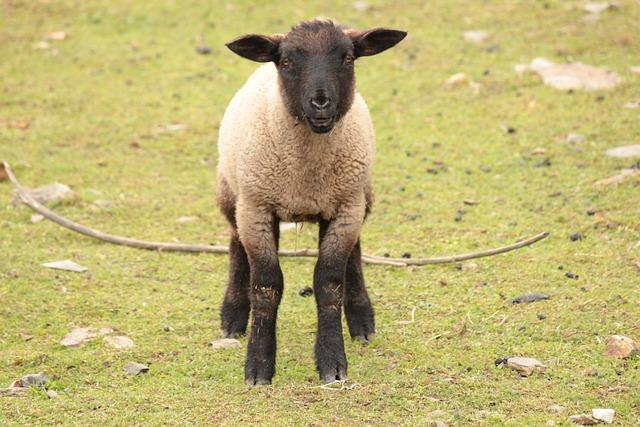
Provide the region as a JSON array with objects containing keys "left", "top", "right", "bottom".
[{"left": 216, "top": 19, "right": 406, "bottom": 385}]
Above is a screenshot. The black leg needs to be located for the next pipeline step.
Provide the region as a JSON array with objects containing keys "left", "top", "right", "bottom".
[
  {"left": 314, "top": 219, "right": 349, "bottom": 383},
  {"left": 344, "top": 239, "right": 375, "bottom": 343},
  {"left": 220, "top": 229, "right": 250, "bottom": 338},
  {"left": 238, "top": 209, "right": 282, "bottom": 386},
  {"left": 244, "top": 254, "right": 283, "bottom": 385}
]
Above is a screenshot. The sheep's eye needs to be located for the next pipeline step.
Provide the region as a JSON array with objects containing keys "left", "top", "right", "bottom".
[
  {"left": 281, "top": 58, "right": 292, "bottom": 69},
  {"left": 344, "top": 55, "right": 354, "bottom": 65}
]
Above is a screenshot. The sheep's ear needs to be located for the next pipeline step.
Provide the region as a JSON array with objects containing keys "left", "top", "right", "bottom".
[
  {"left": 225, "top": 34, "right": 282, "bottom": 63},
  {"left": 348, "top": 28, "right": 407, "bottom": 58}
]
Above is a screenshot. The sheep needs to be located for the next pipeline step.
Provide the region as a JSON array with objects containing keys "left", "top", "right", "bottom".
[{"left": 216, "top": 19, "right": 406, "bottom": 385}]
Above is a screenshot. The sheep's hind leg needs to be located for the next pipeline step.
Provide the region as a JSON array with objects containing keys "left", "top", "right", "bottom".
[
  {"left": 344, "top": 239, "right": 375, "bottom": 343},
  {"left": 220, "top": 229, "right": 250, "bottom": 338}
]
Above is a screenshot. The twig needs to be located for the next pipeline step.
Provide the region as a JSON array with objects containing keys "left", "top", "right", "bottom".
[
  {"left": 316, "top": 380, "right": 359, "bottom": 390},
  {"left": 2, "top": 161, "right": 549, "bottom": 267}
]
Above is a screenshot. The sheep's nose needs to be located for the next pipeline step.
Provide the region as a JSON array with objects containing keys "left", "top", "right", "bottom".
[{"left": 310, "top": 96, "right": 331, "bottom": 112}]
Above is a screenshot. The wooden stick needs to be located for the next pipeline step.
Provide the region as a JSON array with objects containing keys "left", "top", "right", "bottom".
[{"left": 2, "top": 161, "right": 548, "bottom": 267}]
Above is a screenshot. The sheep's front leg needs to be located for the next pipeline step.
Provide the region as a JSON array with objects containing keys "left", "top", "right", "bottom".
[
  {"left": 236, "top": 201, "right": 282, "bottom": 385},
  {"left": 315, "top": 204, "right": 365, "bottom": 383}
]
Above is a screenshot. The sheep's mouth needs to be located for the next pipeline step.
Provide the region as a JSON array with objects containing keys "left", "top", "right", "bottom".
[{"left": 306, "top": 116, "right": 335, "bottom": 134}]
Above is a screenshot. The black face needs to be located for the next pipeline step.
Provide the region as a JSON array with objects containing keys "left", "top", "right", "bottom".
[
  {"left": 226, "top": 20, "right": 407, "bottom": 134},
  {"left": 277, "top": 27, "right": 355, "bottom": 134}
]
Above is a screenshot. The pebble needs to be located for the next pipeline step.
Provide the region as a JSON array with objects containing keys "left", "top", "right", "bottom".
[
  {"left": 210, "top": 338, "right": 241, "bottom": 350},
  {"left": 605, "top": 144, "right": 640, "bottom": 158},
  {"left": 104, "top": 335, "right": 135, "bottom": 349},
  {"left": 570, "top": 232, "right": 584, "bottom": 241},
  {"left": 298, "top": 287, "right": 313, "bottom": 297},
  {"left": 511, "top": 293, "right": 551, "bottom": 304},
  {"left": 124, "top": 362, "right": 149, "bottom": 375},
  {"left": 592, "top": 408, "right": 615, "bottom": 424},
  {"left": 20, "top": 373, "right": 46, "bottom": 388},
  {"left": 604, "top": 335, "right": 639, "bottom": 358}
]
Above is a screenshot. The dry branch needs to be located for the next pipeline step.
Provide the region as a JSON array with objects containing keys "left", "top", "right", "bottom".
[{"left": 2, "top": 161, "right": 549, "bottom": 267}]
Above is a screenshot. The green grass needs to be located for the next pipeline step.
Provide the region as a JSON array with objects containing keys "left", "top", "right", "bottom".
[{"left": 1, "top": 0, "right": 639, "bottom": 425}]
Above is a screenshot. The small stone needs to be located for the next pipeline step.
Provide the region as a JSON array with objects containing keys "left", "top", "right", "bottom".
[
  {"left": 586, "top": 207, "right": 598, "bottom": 216},
  {"left": 504, "top": 356, "right": 547, "bottom": 376},
  {"left": 584, "top": 2, "right": 616, "bottom": 14},
  {"left": 92, "top": 199, "right": 114, "bottom": 208},
  {"left": 176, "top": 216, "right": 199, "bottom": 223},
  {"left": 623, "top": 100, "right": 640, "bottom": 109},
  {"left": 124, "top": 362, "right": 149, "bottom": 375},
  {"left": 20, "top": 373, "right": 46, "bottom": 388},
  {"left": 15, "top": 183, "right": 75, "bottom": 205},
  {"left": 546, "top": 421, "right": 556, "bottom": 427},
  {"left": 352, "top": 1, "right": 370, "bottom": 11},
  {"left": 210, "top": 338, "right": 241, "bottom": 350},
  {"left": 605, "top": 145, "right": 640, "bottom": 158},
  {"left": 565, "top": 272, "right": 579, "bottom": 279},
  {"left": 104, "top": 336, "right": 135, "bottom": 349},
  {"left": 463, "top": 199, "right": 479, "bottom": 206},
  {"left": 570, "top": 232, "right": 584, "bottom": 241},
  {"left": 524, "top": 58, "right": 622, "bottom": 91},
  {"left": 604, "top": 335, "right": 639, "bottom": 358},
  {"left": 569, "top": 414, "right": 598, "bottom": 425},
  {"left": 511, "top": 293, "right": 551, "bottom": 304},
  {"left": 60, "top": 327, "right": 112, "bottom": 347},
  {"left": 463, "top": 30, "right": 488, "bottom": 44},
  {"left": 298, "top": 286, "right": 313, "bottom": 297},
  {"left": 537, "top": 313, "right": 547, "bottom": 320},
  {"left": 163, "top": 325, "right": 174, "bottom": 332},
  {"left": 458, "top": 262, "right": 478, "bottom": 271},
  {"left": 46, "top": 31, "right": 67, "bottom": 41},
  {"left": 30, "top": 214, "right": 44, "bottom": 223},
  {"left": 46, "top": 389, "right": 58, "bottom": 399},
  {"left": 196, "top": 44, "right": 211, "bottom": 54},
  {"left": 60, "top": 328, "right": 95, "bottom": 347},
  {"left": 548, "top": 404, "right": 565, "bottom": 413},
  {"left": 444, "top": 72, "right": 467, "bottom": 88},
  {"left": 592, "top": 408, "right": 614, "bottom": 424},
  {"left": 566, "top": 133, "right": 586, "bottom": 143}
]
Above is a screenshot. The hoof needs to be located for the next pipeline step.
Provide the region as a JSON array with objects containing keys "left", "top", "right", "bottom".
[
  {"left": 320, "top": 367, "right": 347, "bottom": 384},
  {"left": 221, "top": 329, "right": 244, "bottom": 339},
  {"left": 353, "top": 333, "right": 375, "bottom": 344},
  {"left": 245, "top": 376, "right": 272, "bottom": 386}
]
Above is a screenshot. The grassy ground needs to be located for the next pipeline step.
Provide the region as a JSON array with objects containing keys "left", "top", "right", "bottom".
[{"left": 1, "top": 0, "right": 639, "bottom": 425}]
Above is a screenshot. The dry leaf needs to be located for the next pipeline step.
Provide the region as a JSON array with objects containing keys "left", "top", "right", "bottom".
[
  {"left": 7, "top": 120, "right": 30, "bottom": 130},
  {"left": 41, "top": 260, "right": 87, "bottom": 273}
]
